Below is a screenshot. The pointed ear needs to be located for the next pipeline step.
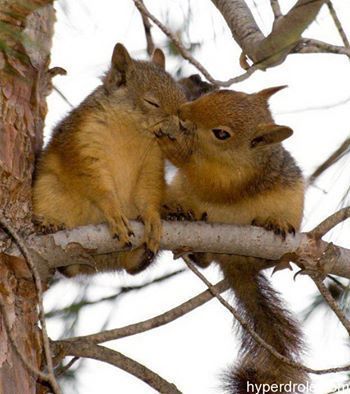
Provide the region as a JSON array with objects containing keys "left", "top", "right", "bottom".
[
  {"left": 111, "top": 43, "right": 133, "bottom": 73},
  {"left": 151, "top": 48, "right": 165, "bottom": 69},
  {"left": 250, "top": 123, "right": 293, "bottom": 148},
  {"left": 257, "top": 85, "right": 287, "bottom": 100}
]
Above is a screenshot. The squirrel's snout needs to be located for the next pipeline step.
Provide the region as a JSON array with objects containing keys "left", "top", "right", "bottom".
[{"left": 179, "top": 119, "right": 195, "bottom": 134}]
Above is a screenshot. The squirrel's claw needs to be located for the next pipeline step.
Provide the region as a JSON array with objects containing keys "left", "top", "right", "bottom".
[
  {"left": 109, "top": 213, "right": 133, "bottom": 247},
  {"left": 252, "top": 216, "right": 296, "bottom": 241}
]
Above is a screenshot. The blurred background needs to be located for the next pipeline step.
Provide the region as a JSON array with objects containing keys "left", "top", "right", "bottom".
[{"left": 43, "top": 1, "right": 350, "bottom": 393}]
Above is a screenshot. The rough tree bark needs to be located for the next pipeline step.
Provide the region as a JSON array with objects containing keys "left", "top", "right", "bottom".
[{"left": 0, "top": 1, "right": 54, "bottom": 393}]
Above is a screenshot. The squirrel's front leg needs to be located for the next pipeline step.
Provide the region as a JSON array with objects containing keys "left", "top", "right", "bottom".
[
  {"left": 94, "top": 192, "right": 134, "bottom": 247},
  {"left": 129, "top": 145, "right": 164, "bottom": 272}
]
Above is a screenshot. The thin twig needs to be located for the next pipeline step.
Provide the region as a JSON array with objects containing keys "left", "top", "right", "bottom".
[
  {"left": 308, "top": 137, "right": 350, "bottom": 185},
  {"left": 311, "top": 274, "right": 350, "bottom": 335},
  {"left": 294, "top": 38, "right": 350, "bottom": 57},
  {"left": 46, "top": 269, "right": 185, "bottom": 318},
  {"left": 55, "top": 357, "right": 80, "bottom": 377},
  {"left": 311, "top": 207, "right": 350, "bottom": 239},
  {"left": 53, "top": 85, "right": 73, "bottom": 108},
  {"left": 0, "top": 214, "right": 61, "bottom": 394},
  {"left": 0, "top": 297, "right": 50, "bottom": 381},
  {"left": 182, "top": 256, "right": 350, "bottom": 375},
  {"left": 136, "top": 0, "right": 155, "bottom": 55},
  {"left": 326, "top": 1, "right": 350, "bottom": 49},
  {"left": 270, "top": 0, "right": 282, "bottom": 20},
  {"left": 132, "top": 0, "right": 255, "bottom": 86},
  {"left": 279, "top": 96, "right": 350, "bottom": 114},
  {"left": 59, "top": 280, "right": 229, "bottom": 344}
]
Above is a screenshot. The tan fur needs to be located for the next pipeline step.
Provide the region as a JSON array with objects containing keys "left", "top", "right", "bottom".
[
  {"left": 33, "top": 43, "right": 186, "bottom": 276},
  {"left": 158, "top": 88, "right": 307, "bottom": 393}
]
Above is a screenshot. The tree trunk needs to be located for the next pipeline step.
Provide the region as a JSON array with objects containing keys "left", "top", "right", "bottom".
[{"left": 0, "top": 2, "right": 54, "bottom": 393}]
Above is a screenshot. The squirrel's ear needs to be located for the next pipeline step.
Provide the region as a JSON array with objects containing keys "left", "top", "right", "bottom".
[
  {"left": 111, "top": 43, "right": 133, "bottom": 73},
  {"left": 251, "top": 123, "right": 293, "bottom": 148},
  {"left": 151, "top": 48, "right": 166, "bottom": 69},
  {"left": 257, "top": 85, "right": 287, "bottom": 100}
]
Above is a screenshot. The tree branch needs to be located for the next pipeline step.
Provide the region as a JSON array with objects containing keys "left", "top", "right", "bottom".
[
  {"left": 181, "top": 256, "right": 350, "bottom": 376},
  {"left": 326, "top": 0, "right": 350, "bottom": 49},
  {"left": 135, "top": 0, "right": 155, "bottom": 56},
  {"left": 58, "top": 280, "right": 228, "bottom": 344},
  {"left": 61, "top": 342, "right": 182, "bottom": 394},
  {"left": 132, "top": 0, "right": 256, "bottom": 86},
  {"left": 17, "top": 211, "right": 350, "bottom": 280},
  {"left": 293, "top": 38, "right": 350, "bottom": 56},
  {"left": 211, "top": 0, "right": 328, "bottom": 68},
  {"left": 270, "top": 0, "right": 283, "bottom": 20},
  {"left": 46, "top": 269, "right": 185, "bottom": 319},
  {"left": 311, "top": 274, "right": 350, "bottom": 335},
  {"left": 311, "top": 207, "right": 350, "bottom": 239}
]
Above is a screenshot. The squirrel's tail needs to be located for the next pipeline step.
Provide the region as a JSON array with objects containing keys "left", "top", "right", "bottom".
[{"left": 218, "top": 257, "right": 307, "bottom": 394}]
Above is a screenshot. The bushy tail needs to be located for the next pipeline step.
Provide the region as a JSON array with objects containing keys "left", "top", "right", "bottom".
[{"left": 218, "top": 257, "right": 307, "bottom": 394}]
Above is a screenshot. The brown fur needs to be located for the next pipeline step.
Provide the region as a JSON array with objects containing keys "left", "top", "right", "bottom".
[
  {"left": 33, "top": 43, "right": 186, "bottom": 276},
  {"left": 157, "top": 88, "right": 307, "bottom": 393}
]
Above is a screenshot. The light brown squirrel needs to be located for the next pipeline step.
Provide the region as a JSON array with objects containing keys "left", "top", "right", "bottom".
[
  {"left": 156, "top": 87, "right": 307, "bottom": 393},
  {"left": 32, "top": 43, "right": 187, "bottom": 277}
]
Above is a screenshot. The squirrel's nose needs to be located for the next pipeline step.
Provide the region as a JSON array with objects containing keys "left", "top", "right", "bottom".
[{"left": 179, "top": 119, "right": 195, "bottom": 134}]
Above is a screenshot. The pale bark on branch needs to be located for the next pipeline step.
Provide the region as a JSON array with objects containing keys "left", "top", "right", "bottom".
[
  {"left": 211, "top": 0, "right": 327, "bottom": 68},
  {"left": 2, "top": 209, "right": 350, "bottom": 281}
]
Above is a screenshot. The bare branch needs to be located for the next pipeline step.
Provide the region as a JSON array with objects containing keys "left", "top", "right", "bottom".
[
  {"left": 311, "top": 274, "right": 350, "bottom": 335},
  {"left": 211, "top": 0, "right": 327, "bottom": 68},
  {"left": 59, "top": 280, "right": 228, "bottom": 344},
  {"left": 55, "top": 357, "right": 79, "bottom": 377},
  {"left": 61, "top": 343, "right": 182, "bottom": 393},
  {"left": 46, "top": 269, "right": 185, "bottom": 318},
  {"left": 311, "top": 207, "right": 350, "bottom": 239},
  {"left": 0, "top": 214, "right": 61, "bottom": 394},
  {"left": 135, "top": 0, "right": 155, "bottom": 55},
  {"left": 133, "top": 0, "right": 217, "bottom": 84},
  {"left": 132, "top": 0, "right": 256, "bottom": 87},
  {"left": 280, "top": 97, "right": 350, "bottom": 114},
  {"left": 326, "top": 1, "right": 350, "bottom": 49},
  {"left": 0, "top": 296, "right": 50, "bottom": 381},
  {"left": 23, "top": 216, "right": 350, "bottom": 279},
  {"left": 270, "top": 0, "right": 283, "bottom": 20},
  {"left": 308, "top": 137, "right": 350, "bottom": 184},
  {"left": 53, "top": 85, "right": 74, "bottom": 108},
  {"left": 294, "top": 38, "right": 350, "bottom": 56},
  {"left": 182, "top": 257, "right": 350, "bottom": 375}
]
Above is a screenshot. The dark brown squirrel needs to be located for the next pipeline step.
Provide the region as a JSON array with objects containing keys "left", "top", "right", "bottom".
[
  {"left": 32, "top": 43, "right": 187, "bottom": 277},
  {"left": 156, "top": 86, "right": 307, "bottom": 393}
]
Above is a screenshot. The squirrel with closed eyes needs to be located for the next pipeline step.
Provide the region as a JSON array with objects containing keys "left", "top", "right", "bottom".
[
  {"left": 33, "top": 43, "right": 187, "bottom": 277},
  {"left": 157, "top": 86, "right": 307, "bottom": 393}
]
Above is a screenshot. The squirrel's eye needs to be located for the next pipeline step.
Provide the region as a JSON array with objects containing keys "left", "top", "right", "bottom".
[
  {"left": 144, "top": 98, "right": 160, "bottom": 108},
  {"left": 212, "top": 128, "right": 231, "bottom": 140}
]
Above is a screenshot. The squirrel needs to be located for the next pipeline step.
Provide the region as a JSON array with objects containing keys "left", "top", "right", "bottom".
[
  {"left": 156, "top": 87, "right": 307, "bottom": 393},
  {"left": 32, "top": 43, "right": 187, "bottom": 277}
]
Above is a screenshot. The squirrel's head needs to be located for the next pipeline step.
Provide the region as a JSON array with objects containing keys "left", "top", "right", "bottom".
[
  {"left": 178, "top": 86, "right": 292, "bottom": 164},
  {"left": 104, "top": 43, "right": 187, "bottom": 134}
]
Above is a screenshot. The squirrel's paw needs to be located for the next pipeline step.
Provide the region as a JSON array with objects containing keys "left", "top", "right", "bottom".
[
  {"left": 108, "top": 214, "right": 134, "bottom": 248},
  {"left": 162, "top": 204, "right": 207, "bottom": 222},
  {"left": 121, "top": 247, "right": 155, "bottom": 275},
  {"left": 32, "top": 215, "right": 66, "bottom": 234},
  {"left": 163, "top": 203, "right": 195, "bottom": 221},
  {"left": 252, "top": 217, "right": 295, "bottom": 240},
  {"left": 139, "top": 212, "right": 162, "bottom": 256}
]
